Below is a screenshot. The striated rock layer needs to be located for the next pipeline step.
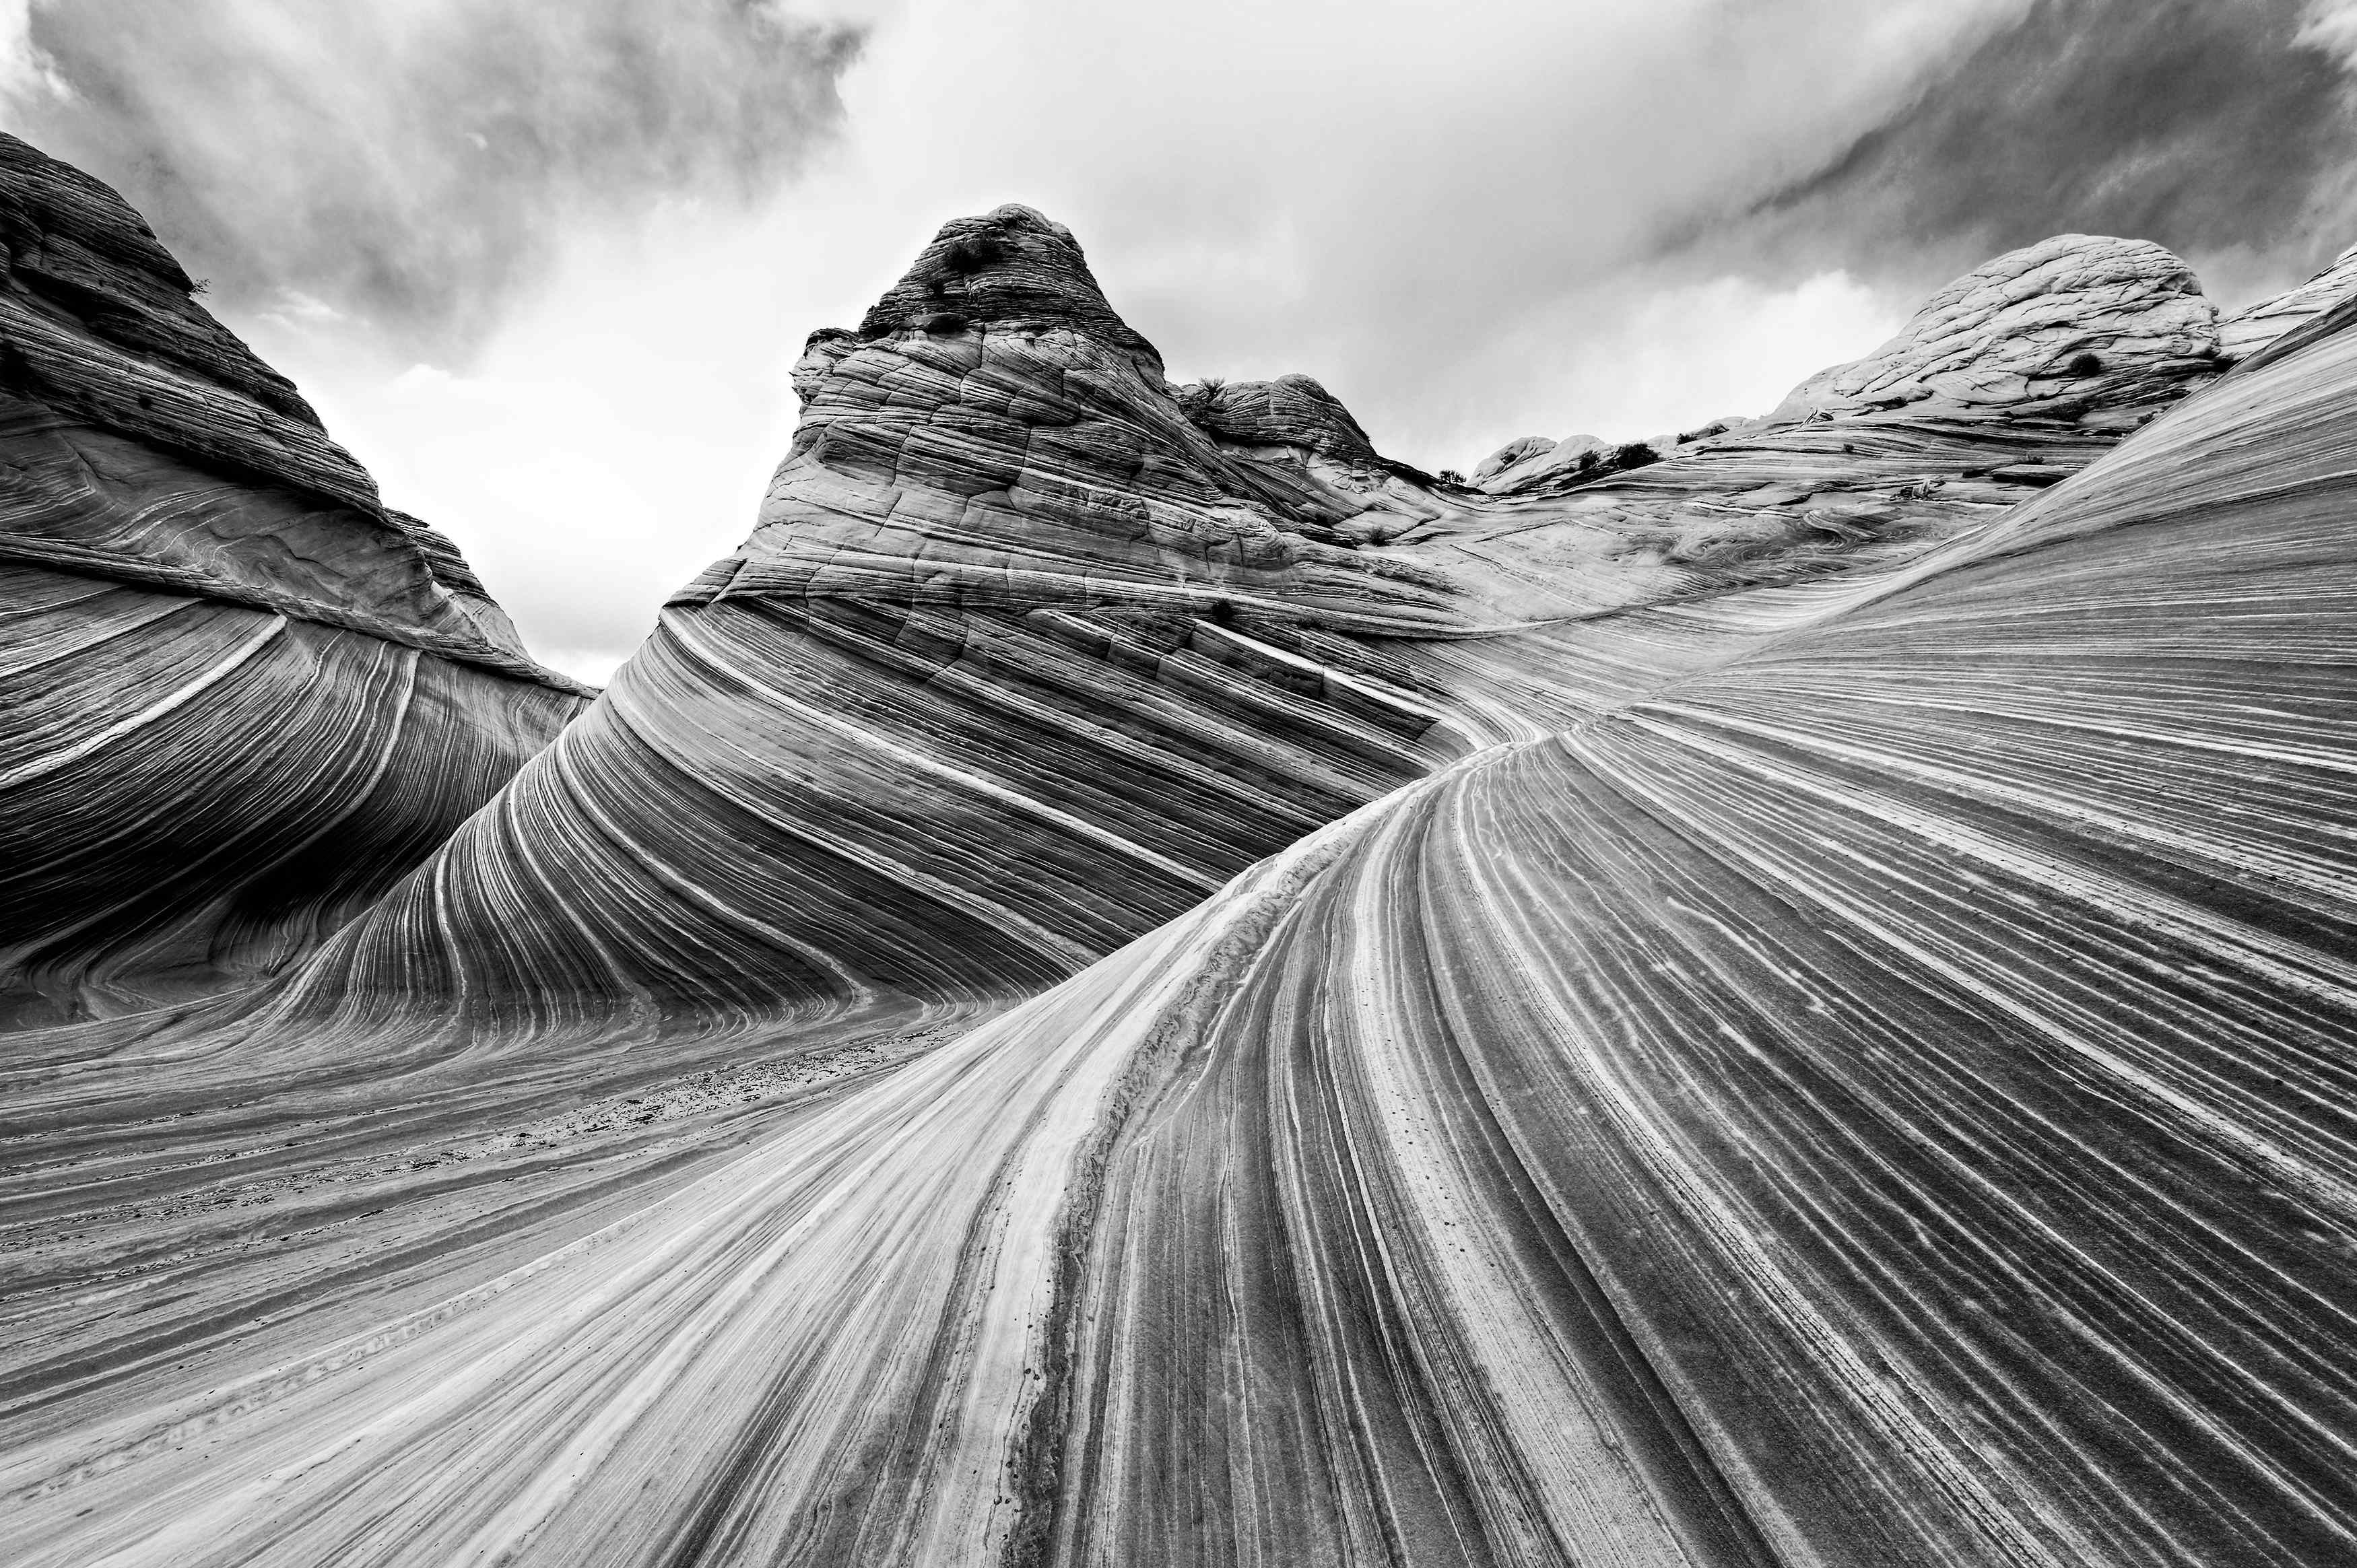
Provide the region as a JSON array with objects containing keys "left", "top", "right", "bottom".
[
  {"left": 238, "top": 211, "right": 2325, "bottom": 1027},
  {"left": 4, "top": 232, "right": 2356, "bottom": 1568},
  {"left": 5, "top": 164, "right": 2357, "bottom": 1565},
  {"left": 257, "top": 205, "right": 1483, "bottom": 1022},
  {"left": 0, "top": 134, "right": 587, "bottom": 1024}
]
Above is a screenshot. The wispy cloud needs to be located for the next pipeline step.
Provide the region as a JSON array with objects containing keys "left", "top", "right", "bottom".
[
  {"left": 4, "top": 0, "right": 2353, "bottom": 680},
  {"left": 1, "top": 0, "right": 865, "bottom": 360}
]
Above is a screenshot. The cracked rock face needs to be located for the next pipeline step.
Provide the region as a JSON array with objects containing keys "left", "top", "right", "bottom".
[
  {"left": 1765, "top": 232, "right": 2224, "bottom": 424},
  {"left": 0, "top": 133, "right": 586, "bottom": 1023},
  {"left": 7, "top": 147, "right": 2357, "bottom": 1568}
]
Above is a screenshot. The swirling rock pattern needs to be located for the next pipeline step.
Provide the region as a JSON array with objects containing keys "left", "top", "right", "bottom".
[
  {"left": 262, "top": 215, "right": 2303, "bottom": 1026},
  {"left": 6, "top": 163, "right": 2357, "bottom": 1566},
  {"left": 251, "top": 206, "right": 1503, "bottom": 1021},
  {"left": 7, "top": 290, "right": 2357, "bottom": 1567},
  {"left": 0, "top": 134, "right": 587, "bottom": 1023}
]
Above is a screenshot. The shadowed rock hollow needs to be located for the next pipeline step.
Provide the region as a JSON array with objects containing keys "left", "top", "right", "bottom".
[{"left": 5, "top": 151, "right": 2357, "bottom": 1568}]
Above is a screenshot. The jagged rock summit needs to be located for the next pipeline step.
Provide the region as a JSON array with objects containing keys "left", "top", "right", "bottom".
[
  {"left": 853, "top": 202, "right": 1167, "bottom": 372},
  {"left": 754, "top": 202, "right": 1455, "bottom": 627},
  {"left": 275, "top": 207, "right": 1488, "bottom": 1022}
]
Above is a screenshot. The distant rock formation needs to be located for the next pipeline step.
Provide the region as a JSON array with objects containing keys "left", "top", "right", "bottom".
[
  {"left": 166, "top": 205, "right": 2357, "bottom": 1031},
  {"left": 1447, "top": 234, "right": 2273, "bottom": 603},
  {"left": 1471, "top": 429, "right": 1603, "bottom": 487},
  {"left": 1470, "top": 233, "right": 2227, "bottom": 498},
  {"left": 1764, "top": 233, "right": 2222, "bottom": 425},
  {"left": 6, "top": 145, "right": 2357, "bottom": 1568},
  {"left": 0, "top": 133, "right": 586, "bottom": 1023}
]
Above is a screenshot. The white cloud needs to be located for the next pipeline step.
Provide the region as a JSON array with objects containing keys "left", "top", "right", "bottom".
[
  {"left": 238, "top": 0, "right": 1998, "bottom": 671},
  {"left": 2298, "top": 0, "right": 2357, "bottom": 71},
  {"left": 53, "top": 0, "right": 2319, "bottom": 678},
  {"left": 253, "top": 214, "right": 807, "bottom": 669},
  {"left": 1439, "top": 269, "right": 1907, "bottom": 460},
  {"left": 541, "top": 647, "right": 629, "bottom": 687}
]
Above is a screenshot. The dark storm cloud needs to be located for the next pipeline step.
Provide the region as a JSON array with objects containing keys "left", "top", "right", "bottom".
[
  {"left": 1723, "top": 0, "right": 2357, "bottom": 302},
  {"left": 5, "top": 0, "right": 863, "bottom": 359}
]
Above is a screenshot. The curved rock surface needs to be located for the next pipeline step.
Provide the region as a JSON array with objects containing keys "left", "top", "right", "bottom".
[
  {"left": 1471, "top": 234, "right": 2224, "bottom": 502},
  {"left": 5, "top": 161, "right": 2357, "bottom": 1567},
  {"left": 1447, "top": 234, "right": 2247, "bottom": 632},
  {"left": 246, "top": 205, "right": 1501, "bottom": 1023},
  {"left": 0, "top": 134, "right": 587, "bottom": 1023},
  {"left": 255, "top": 217, "right": 2273, "bottom": 1028},
  {"left": 1763, "top": 233, "right": 2221, "bottom": 424},
  {"left": 5, "top": 240, "right": 2356, "bottom": 1568}
]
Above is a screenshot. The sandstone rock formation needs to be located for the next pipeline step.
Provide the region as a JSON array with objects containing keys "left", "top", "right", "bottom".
[
  {"left": 0, "top": 133, "right": 587, "bottom": 1023},
  {"left": 5, "top": 147, "right": 2357, "bottom": 1568},
  {"left": 1449, "top": 232, "right": 2268, "bottom": 611},
  {"left": 254, "top": 214, "right": 2291, "bottom": 1033},
  {"left": 226, "top": 205, "right": 1503, "bottom": 1027},
  {"left": 1762, "top": 233, "right": 2222, "bottom": 424},
  {"left": 1470, "top": 428, "right": 1604, "bottom": 487}
]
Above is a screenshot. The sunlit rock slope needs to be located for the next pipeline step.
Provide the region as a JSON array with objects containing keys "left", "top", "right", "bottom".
[
  {"left": 0, "top": 135, "right": 589, "bottom": 1025},
  {"left": 5, "top": 160, "right": 2357, "bottom": 1567}
]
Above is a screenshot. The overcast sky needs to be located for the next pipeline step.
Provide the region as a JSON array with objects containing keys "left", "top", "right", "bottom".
[{"left": 7, "top": 0, "right": 2357, "bottom": 683}]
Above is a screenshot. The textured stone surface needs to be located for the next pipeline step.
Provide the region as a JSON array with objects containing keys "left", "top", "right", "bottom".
[
  {"left": 1445, "top": 235, "right": 2244, "bottom": 619},
  {"left": 7, "top": 286, "right": 2357, "bottom": 1567},
  {"left": 1466, "top": 236, "right": 2226, "bottom": 510},
  {"left": 0, "top": 134, "right": 586, "bottom": 1022},
  {"left": 286, "top": 219, "right": 2263, "bottom": 1031},
  {"left": 5, "top": 165, "right": 2357, "bottom": 1567},
  {"left": 1470, "top": 429, "right": 1603, "bottom": 487},
  {"left": 1763, "top": 233, "right": 2222, "bottom": 424},
  {"left": 251, "top": 205, "right": 1488, "bottom": 1023}
]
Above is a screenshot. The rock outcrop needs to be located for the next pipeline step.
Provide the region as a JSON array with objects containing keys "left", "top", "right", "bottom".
[
  {"left": 15, "top": 211, "right": 2329, "bottom": 1029},
  {"left": 228, "top": 205, "right": 1495, "bottom": 1026},
  {"left": 1447, "top": 234, "right": 2266, "bottom": 605},
  {"left": 1470, "top": 429, "right": 1603, "bottom": 487},
  {"left": 0, "top": 133, "right": 587, "bottom": 1023},
  {"left": 5, "top": 150, "right": 2357, "bottom": 1568},
  {"left": 1762, "top": 233, "right": 2222, "bottom": 425}
]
